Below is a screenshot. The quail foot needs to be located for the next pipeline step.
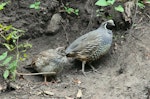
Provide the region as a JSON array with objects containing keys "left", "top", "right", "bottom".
[
  {"left": 65, "top": 20, "right": 115, "bottom": 76},
  {"left": 32, "top": 47, "right": 68, "bottom": 85}
]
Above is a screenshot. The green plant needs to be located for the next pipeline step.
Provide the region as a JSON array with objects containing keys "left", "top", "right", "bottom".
[
  {"left": 0, "top": 1, "right": 10, "bottom": 10},
  {"left": 0, "top": 24, "right": 32, "bottom": 80},
  {"left": 64, "top": 6, "right": 79, "bottom": 15},
  {"left": 96, "top": 8, "right": 104, "bottom": 17},
  {"left": 0, "top": 51, "right": 17, "bottom": 80},
  {"left": 115, "top": 5, "right": 124, "bottom": 12},
  {"left": 95, "top": 0, "right": 124, "bottom": 13},
  {"left": 29, "top": 1, "right": 41, "bottom": 10},
  {"left": 137, "top": 1, "right": 145, "bottom": 9},
  {"left": 95, "top": 0, "right": 115, "bottom": 6}
]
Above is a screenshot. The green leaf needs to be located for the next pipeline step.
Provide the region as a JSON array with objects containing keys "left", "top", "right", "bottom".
[
  {"left": 0, "top": 2, "right": 7, "bottom": 10},
  {"left": 3, "top": 70, "right": 9, "bottom": 79},
  {"left": 115, "top": 5, "right": 124, "bottom": 12},
  {"left": 3, "top": 25, "right": 12, "bottom": 31},
  {"left": 68, "top": 8, "right": 74, "bottom": 14},
  {"left": 35, "top": 2, "right": 40, "bottom": 6},
  {"left": 35, "top": 6, "right": 40, "bottom": 10},
  {"left": 30, "top": 4, "right": 36, "bottom": 8},
  {"left": 20, "top": 57, "right": 25, "bottom": 61},
  {"left": 107, "top": 0, "right": 115, "bottom": 5},
  {"left": 11, "top": 71, "right": 16, "bottom": 80},
  {"left": 0, "top": 51, "right": 8, "bottom": 61},
  {"left": 75, "top": 9, "right": 79, "bottom": 13},
  {"left": 64, "top": 6, "right": 67, "bottom": 10},
  {"left": 8, "top": 60, "right": 17, "bottom": 70},
  {"left": 13, "top": 39, "right": 16, "bottom": 43},
  {"left": 74, "top": 9, "right": 79, "bottom": 15},
  {"left": 137, "top": 2, "right": 145, "bottom": 9},
  {"left": 3, "top": 56, "right": 12, "bottom": 65},
  {"left": 11, "top": 31, "right": 19, "bottom": 39},
  {"left": 3, "top": 43, "right": 15, "bottom": 51},
  {"left": 29, "top": 2, "right": 40, "bottom": 9},
  {"left": 23, "top": 43, "right": 32, "bottom": 48},
  {"left": 6, "top": 33, "right": 13, "bottom": 41},
  {"left": 95, "top": 0, "right": 108, "bottom": 6},
  {"left": 23, "top": 53, "right": 27, "bottom": 58}
]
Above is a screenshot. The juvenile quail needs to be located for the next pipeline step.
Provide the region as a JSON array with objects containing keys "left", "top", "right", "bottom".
[
  {"left": 32, "top": 47, "right": 68, "bottom": 84},
  {"left": 65, "top": 20, "right": 115, "bottom": 75}
]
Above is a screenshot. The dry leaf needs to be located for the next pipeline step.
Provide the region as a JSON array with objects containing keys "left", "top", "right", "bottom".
[
  {"left": 9, "top": 82, "right": 21, "bottom": 89},
  {"left": 76, "top": 89, "right": 82, "bottom": 98},
  {"left": 73, "top": 78, "right": 81, "bottom": 84}
]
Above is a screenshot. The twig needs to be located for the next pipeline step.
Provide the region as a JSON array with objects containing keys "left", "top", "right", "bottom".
[
  {"left": 16, "top": 71, "right": 56, "bottom": 76},
  {"left": 145, "top": 13, "right": 150, "bottom": 19}
]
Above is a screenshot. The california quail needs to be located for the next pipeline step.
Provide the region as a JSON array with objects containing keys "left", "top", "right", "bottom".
[
  {"left": 32, "top": 47, "right": 68, "bottom": 84},
  {"left": 65, "top": 20, "right": 115, "bottom": 75}
]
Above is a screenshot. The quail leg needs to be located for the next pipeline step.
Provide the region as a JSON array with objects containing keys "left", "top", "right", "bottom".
[
  {"left": 82, "top": 61, "right": 86, "bottom": 76},
  {"left": 89, "top": 63, "right": 97, "bottom": 72}
]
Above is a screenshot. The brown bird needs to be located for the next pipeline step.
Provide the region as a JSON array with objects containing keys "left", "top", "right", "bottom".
[
  {"left": 65, "top": 20, "right": 115, "bottom": 75},
  {"left": 32, "top": 47, "right": 68, "bottom": 84}
]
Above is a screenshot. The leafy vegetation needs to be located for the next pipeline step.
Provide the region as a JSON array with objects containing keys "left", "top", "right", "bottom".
[
  {"left": 95, "top": 0, "right": 115, "bottom": 6},
  {"left": 0, "top": 24, "right": 32, "bottom": 80},
  {"left": 95, "top": 0, "right": 124, "bottom": 13},
  {"left": 0, "top": 1, "right": 10, "bottom": 10},
  {"left": 96, "top": 8, "right": 104, "bottom": 17},
  {"left": 115, "top": 5, "right": 124, "bottom": 12},
  {"left": 64, "top": 6, "right": 79, "bottom": 15},
  {"left": 29, "top": 1, "right": 41, "bottom": 10},
  {"left": 137, "top": 1, "right": 145, "bottom": 9}
]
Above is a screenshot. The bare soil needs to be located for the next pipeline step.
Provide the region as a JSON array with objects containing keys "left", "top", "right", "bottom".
[{"left": 0, "top": 0, "right": 150, "bottom": 99}]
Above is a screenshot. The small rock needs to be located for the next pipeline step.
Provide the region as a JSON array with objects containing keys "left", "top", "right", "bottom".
[
  {"left": 76, "top": 89, "right": 82, "bottom": 98},
  {"left": 0, "top": 84, "right": 6, "bottom": 93},
  {"left": 0, "top": 77, "right": 7, "bottom": 93},
  {"left": 35, "top": 91, "right": 42, "bottom": 95},
  {"left": 46, "top": 13, "right": 63, "bottom": 34},
  {"left": 43, "top": 90, "right": 54, "bottom": 96},
  {"left": 9, "top": 82, "right": 21, "bottom": 90},
  {"left": 65, "top": 96, "right": 74, "bottom": 99}
]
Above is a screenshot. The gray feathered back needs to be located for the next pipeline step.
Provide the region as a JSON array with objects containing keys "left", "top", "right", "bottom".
[{"left": 65, "top": 20, "right": 114, "bottom": 61}]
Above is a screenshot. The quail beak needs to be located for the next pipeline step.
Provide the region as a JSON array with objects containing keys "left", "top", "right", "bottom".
[{"left": 111, "top": 22, "right": 115, "bottom": 26}]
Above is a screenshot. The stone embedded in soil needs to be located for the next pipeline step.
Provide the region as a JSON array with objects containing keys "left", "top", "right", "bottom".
[
  {"left": 43, "top": 90, "right": 54, "bottom": 96},
  {"left": 0, "top": 77, "right": 7, "bottom": 93},
  {"left": 46, "top": 13, "right": 63, "bottom": 34}
]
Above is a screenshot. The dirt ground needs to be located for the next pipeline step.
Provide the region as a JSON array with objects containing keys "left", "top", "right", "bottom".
[{"left": 0, "top": 0, "right": 150, "bottom": 99}]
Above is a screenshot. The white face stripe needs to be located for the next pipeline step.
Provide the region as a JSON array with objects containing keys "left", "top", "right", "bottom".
[
  {"left": 102, "top": 20, "right": 115, "bottom": 29},
  {"left": 107, "top": 20, "right": 115, "bottom": 26}
]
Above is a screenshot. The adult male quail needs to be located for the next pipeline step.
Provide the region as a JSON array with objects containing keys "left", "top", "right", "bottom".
[
  {"left": 65, "top": 20, "right": 115, "bottom": 75},
  {"left": 32, "top": 47, "right": 68, "bottom": 84}
]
